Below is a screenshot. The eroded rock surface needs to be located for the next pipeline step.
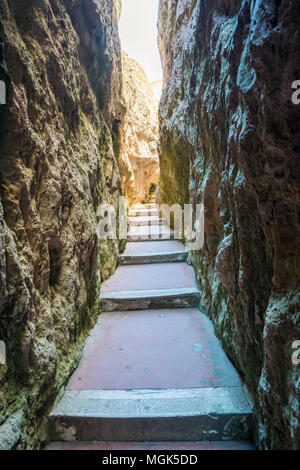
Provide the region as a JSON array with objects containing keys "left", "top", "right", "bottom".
[
  {"left": 158, "top": 0, "right": 300, "bottom": 449},
  {"left": 120, "top": 52, "right": 159, "bottom": 205},
  {"left": 0, "top": 0, "right": 124, "bottom": 448}
]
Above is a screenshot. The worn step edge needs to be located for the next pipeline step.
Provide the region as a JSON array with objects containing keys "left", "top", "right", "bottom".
[
  {"left": 99, "top": 287, "right": 200, "bottom": 311},
  {"left": 48, "top": 388, "right": 253, "bottom": 442},
  {"left": 119, "top": 251, "right": 189, "bottom": 265}
]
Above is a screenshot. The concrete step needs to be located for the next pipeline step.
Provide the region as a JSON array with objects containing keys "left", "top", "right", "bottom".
[
  {"left": 48, "top": 388, "right": 252, "bottom": 442},
  {"left": 46, "top": 440, "right": 255, "bottom": 450},
  {"left": 119, "top": 251, "right": 188, "bottom": 265},
  {"left": 128, "top": 224, "right": 178, "bottom": 241},
  {"left": 47, "top": 204, "right": 254, "bottom": 447},
  {"left": 132, "top": 203, "right": 157, "bottom": 210},
  {"left": 48, "top": 309, "right": 253, "bottom": 442},
  {"left": 57, "top": 309, "right": 248, "bottom": 390},
  {"left": 119, "top": 240, "right": 189, "bottom": 265},
  {"left": 129, "top": 208, "right": 160, "bottom": 217},
  {"left": 100, "top": 262, "right": 199, "bottom": 311},
  {"left": 100, "top": 287, "right": 200, "bottom": 311},
  {"left": 129, "top": 216, "right": 165, "bottom": 226}
]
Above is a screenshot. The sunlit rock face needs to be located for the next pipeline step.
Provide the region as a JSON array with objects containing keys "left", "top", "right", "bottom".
[
  {"left": 158, "top": 0, "right": 300, "bottom": 449},
  {"left": 120, "top": 52, "right": 159, "bottom": 205},
  {"left": 0, "top": 0, "right": 124, "bottom": 448}
]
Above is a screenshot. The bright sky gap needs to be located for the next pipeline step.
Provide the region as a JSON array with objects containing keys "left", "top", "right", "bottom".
[{"left": 119, "top": 0, "right": 163, "bottom": 98}]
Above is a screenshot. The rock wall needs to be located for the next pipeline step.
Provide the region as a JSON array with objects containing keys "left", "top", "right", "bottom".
[
  {"left": 158, "top": 0, "right": 300, "bottom": 449},
  {"left": 119, "top": 51, "right": 159, "bottom": 205},
  {"left": 0, "top": 0, "right": 124, "bottom": 449}
]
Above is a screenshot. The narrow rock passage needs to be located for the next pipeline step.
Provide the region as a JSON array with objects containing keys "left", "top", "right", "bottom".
[{"left": 47, "top": 205, "right": 254, "bottom": 449}]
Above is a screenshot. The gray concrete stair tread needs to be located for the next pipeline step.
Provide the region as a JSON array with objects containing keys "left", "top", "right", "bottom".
[
  {"left": 49, "top": 388, "right": 252, "bottom": 442},
  {"left": 129, "top": 208, "right": 159, "bottom": 217},
  {"left": 100, "top": 289, "right": 200, "bottom": 311},
  {"left": 100, "top": 261, "right": 199, "bottom": 310},
  {"left": 123, "top": 240, "right": 187, "bottom": 255},
  {"left": 99, "top": 288, "right": 200, "bottom": 311},
  {"left": 128, "top": 224, "right": 177, "bottom": 241},
  {"left": 129, "top": 216, "right": 164, "bottom": 225},
  {"left": 101, "top": 287, "right": 199, "bottom": 298},
  {"left": 50, "top": 388, "right": 251, "bottom": 418},
  {"left": 132, "top": 203, "right": 157, "bottom": 210},
  {"left": 120, "top": 241, "right": 188, "bottom": 264},
  {"left": 101, "top": 263, "right": 197, "bottom": 293},
  {"left": 119, "top": 252, "right": 189, "bottom": 265}
]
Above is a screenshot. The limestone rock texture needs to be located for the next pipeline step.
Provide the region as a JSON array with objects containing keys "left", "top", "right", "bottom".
[
  {"left": 0, "top": 0, "right": 124, "bottom": 448},
  {"left": 158, "top": 0, "right": 300, "bottom": 449},
  {"left": 119, "top": 51, "right": 159, "bottom": 205}
]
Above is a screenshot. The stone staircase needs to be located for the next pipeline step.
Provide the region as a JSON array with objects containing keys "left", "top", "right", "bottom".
[{"left": 46, "top": 204, "right": 254, "bottom": 450}]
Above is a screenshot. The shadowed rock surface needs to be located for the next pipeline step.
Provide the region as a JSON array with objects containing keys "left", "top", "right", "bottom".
[
  {"left": 120, "top": 52, "right": 159, "bottom": 205},
  {"left": 158, "top": 0, "right": 300, "bottom": 449},
  {"left": 0, "top": 0, "right": 124, "bottom": 449}
]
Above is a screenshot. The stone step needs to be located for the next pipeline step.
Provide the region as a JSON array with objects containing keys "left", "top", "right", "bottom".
[
  {"left": 119, "top": 251, "right": 188, "bottom": 265},
  {"left": 129, "top": 208, "right": 159, "bottom": 217},
  {"left": 132, "top": 203, "right": 157, "bottom": 210},
  {"left": 47, "top": 204, "right": 254, "bottom": 447},
  {"left": 100, "top": 262, "right": 199, "bottom": 311},
  {"left": 48, "top": 388, "right": 252, "bottom": 442},
  {"left": 129, "top": 216, "right": 165, "bottom": 226},
  {"left": 100, "top": 287, "right": 200, "bottom": 311},
  {"left": 119, "top": 240, "right": 189, "bottom": 265},
  {"left": 61, "top": 309, "right": 247, "bottom": 390},
  {"left": 46, "top": 440, "right": 255, "bottom": 450},
  {"left": 48, "top": 309, "right": 253, "bottom": 442},
  {"left": 128, "top": 224, "right": 178, "bottom": 241}
]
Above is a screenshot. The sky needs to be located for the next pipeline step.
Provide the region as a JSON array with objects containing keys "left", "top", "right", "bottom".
[{"left": 119, "top": 0, "right": 163, "bottom": 89}]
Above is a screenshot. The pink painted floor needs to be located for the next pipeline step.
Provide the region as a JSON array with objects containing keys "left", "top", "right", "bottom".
[
  {"left": 101, "top": 263, "right": 196, "bottom": 293},
  {"left": 46, "top": 441, "right": 255, "bottom": 450},
  {"left": 124, "top": 240, "right": 186, "bottom": 255},
  {"left": 67, "top": 309, "right": 242, "bottom": 390}
]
